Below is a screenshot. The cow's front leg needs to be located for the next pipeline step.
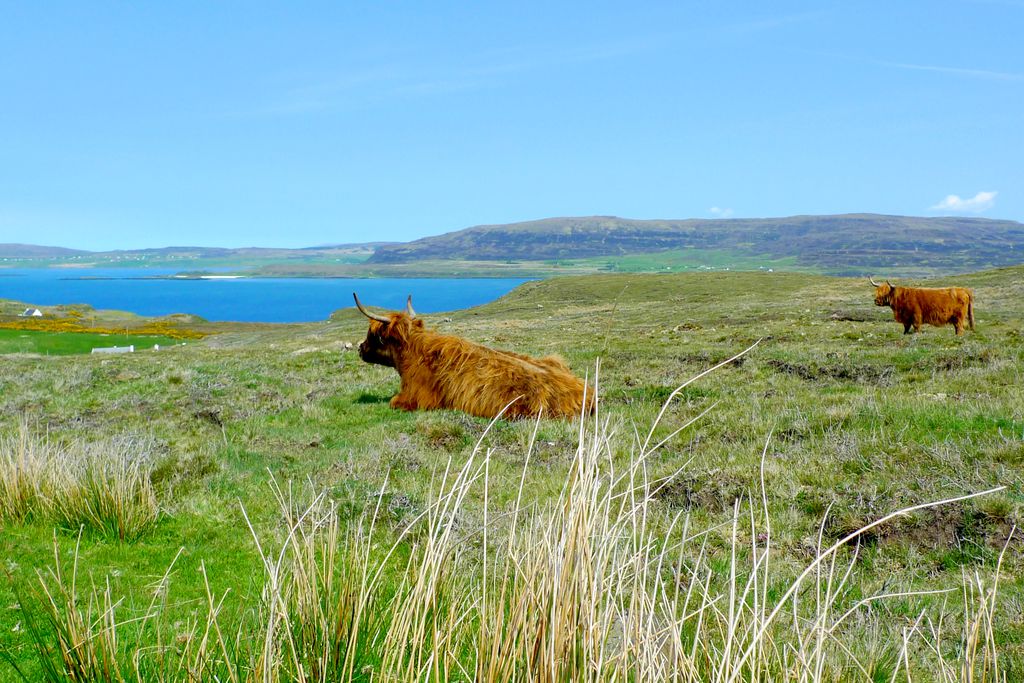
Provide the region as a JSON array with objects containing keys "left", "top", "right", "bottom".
[
  {"left": 903, "top": 323, "right": 913, "bottom": 334},
  {"left": 390, "top": 394, "right": 418, "bottom": 411},
  {"left": 390, "top": 389, "right": 419, "bottom": 411}
]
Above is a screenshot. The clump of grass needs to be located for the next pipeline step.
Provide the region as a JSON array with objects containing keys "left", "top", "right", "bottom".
[
  {"left": 50, "top": 438, "right": 159, "bottom": 542},
  {"left": 0, "top": 420, "right": 50, "bottom": 522},
  {"left": 18, "top": 535, "right": 125, "bottom": 681},
  {"left": 238, "top": 476, "right": 386, "bottom": 682},
  {"left": 0, "top": 427, "right": 159, "bottom": 541},
  {"left": 5, "top": 533, "right": 183, "bottom": 682}
]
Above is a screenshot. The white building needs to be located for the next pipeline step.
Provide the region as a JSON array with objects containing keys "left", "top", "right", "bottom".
[{"left": 91, "top": 345, "right": 135, "bottom": 354}]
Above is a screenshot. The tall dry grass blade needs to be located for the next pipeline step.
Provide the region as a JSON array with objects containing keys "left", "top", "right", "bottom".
[
  {"left": 727, "top": 485, "right": 1008, "bottom": 683},
  {"left": 640, "top": 340, "right": 761, "bottom": 456}
]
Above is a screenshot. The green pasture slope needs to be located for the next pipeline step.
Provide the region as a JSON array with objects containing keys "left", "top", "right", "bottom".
[
  {"left": 0, "top": 329, "right": 177, "bottom": 355},
  {"left": 1, "top": 267, "right": 1022, "bottom": 678}
]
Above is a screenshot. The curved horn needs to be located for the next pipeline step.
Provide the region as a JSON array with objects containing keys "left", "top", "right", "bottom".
[
  {"left": 352, "top": 292, "right": 390, "bottom": 323},
  {"left": 405, "top": 295, "right": 416, "bottom": 319},
  {"left": 869, "top": 276, "right": 881, "bottom": 287},
  {"left": 886, "top": 280, "right": 893, "bottom": 287}
]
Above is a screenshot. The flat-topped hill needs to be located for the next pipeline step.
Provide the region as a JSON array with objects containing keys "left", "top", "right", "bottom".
[{"left": 368, "top": 213, "right": 1024, "bottom": 274}]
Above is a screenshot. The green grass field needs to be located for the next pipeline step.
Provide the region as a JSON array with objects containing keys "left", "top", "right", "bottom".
[
  {"left": 557, "top": 248, "right": 804, "bottom": 273},
  {"left": 1, "top": 268, "right": 1022, "bottom": 680},
  {"left": 0, "top": 328, "right": 179, "bottom": 355}
]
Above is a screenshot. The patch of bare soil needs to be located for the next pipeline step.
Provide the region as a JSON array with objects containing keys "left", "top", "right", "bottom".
[
  {"left": 921, "top": 347, "right": 995, "bottom": 372},
  {"left": 654, "top": 471, "right": 748, "bottom": 512},
  {"left": 827, "top": 309, "right": 876, "bottom": 322},
  {"left": 766, "top": 358, "right": 894, "bottom": 385},
  {"left": 829, "top": 504, "right": 1022, "bottom": 558}
]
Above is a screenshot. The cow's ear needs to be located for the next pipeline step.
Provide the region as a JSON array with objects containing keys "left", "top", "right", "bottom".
[{"left": 412, "top": 319, "right": 425, "bottom": 329}]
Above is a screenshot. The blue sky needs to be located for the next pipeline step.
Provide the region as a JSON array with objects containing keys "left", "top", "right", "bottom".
[{"left": 1, "top": 1, "right": 1021, "bottom": 250}]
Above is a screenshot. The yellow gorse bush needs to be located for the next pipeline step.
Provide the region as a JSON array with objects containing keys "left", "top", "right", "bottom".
[{"left": 0, "top": 316, "right": 205, "bottom": 339}]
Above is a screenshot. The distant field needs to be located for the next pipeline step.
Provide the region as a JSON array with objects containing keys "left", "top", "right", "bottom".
[
  {"left": 241, "top": 251, "right": 809, "bottom": 278},
  {"left": 0, "top": 328, "right": 178, "bottom": 355},
  {"left": 561, "top": 247, "right": 804, "bottom": 273}
]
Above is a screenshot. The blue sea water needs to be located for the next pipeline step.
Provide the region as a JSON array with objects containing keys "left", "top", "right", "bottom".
[{"left": 0, "top": 268, "right": 530, "bottom": 323}]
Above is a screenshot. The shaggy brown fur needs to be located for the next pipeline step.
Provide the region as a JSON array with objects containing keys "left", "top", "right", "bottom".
[
  {"left": 872, "top": 281, "right": 975, "bottom": 335},
  {"left": 355, "top": 299, "right": 593, "bottom": 420}
]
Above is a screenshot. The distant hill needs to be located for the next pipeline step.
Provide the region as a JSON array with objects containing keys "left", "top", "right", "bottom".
[
  {"left": 93, "top": 244, "right": 395, "bottom": 258},
  {"left": 368, "top": 214, "right": 1024, "bottom": 274},
  {"left": 6, "top": 215, "right": 1024, "bottom": 277},
  {"left": 0, "top": 244, "right": 382, "bottom": 268},
  {"left": 0, "top": 244, "right": 91, "bottom": 258}
]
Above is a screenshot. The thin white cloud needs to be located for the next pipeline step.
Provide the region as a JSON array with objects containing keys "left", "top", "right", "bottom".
[
  {"left": 720, "top": 10, "right": 827, "bottom": 36},
  {"left": 966, "top": 0, "right": 1024, "bottom": 8},
  {"left": 709, "top": 206, "right": 735, "bottom": 218},
  {"left": 230, "top": 67, "right": 399, "bottom": 116},
  {"left": 798, "top": 50, "right": 1024, "bottom": 82},
  {"left": 930, "top": 191, "right": 998, "bottom": 213},
  {"left": 238, "top": 37, "right": 662, "bottom": 117},
  {"left": 875, "top": 60, "right": 1023, "bottom": 82}
]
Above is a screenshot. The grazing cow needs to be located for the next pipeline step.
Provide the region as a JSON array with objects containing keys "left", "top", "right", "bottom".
[
  {"left": 870, "top": 278, "right": 975, "bottom": 335},
  {"left": 353, "top": 293, "right": 593, "bottom": 419}
]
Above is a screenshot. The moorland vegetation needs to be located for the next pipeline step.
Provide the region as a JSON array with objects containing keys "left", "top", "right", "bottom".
[{"left": 0, "top": 268, "right": 1022, "bottom": 681}]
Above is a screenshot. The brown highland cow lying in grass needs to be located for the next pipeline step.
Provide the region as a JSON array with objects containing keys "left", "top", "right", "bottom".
[
  {"left": 870, "top": 278, "right": 975, "bottom": 335},
  {"left": 353, "top": 293, "right": 593, "bottom": 419}
]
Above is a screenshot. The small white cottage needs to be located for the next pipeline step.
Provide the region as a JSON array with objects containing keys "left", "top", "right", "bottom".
[{"left": 19, "top": 308, "right": 43, "bottom": 317}]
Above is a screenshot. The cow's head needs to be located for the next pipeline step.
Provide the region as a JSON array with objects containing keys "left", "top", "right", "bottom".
[
  {"left": 353, "top": 293, "right": 423, "bottom": 367},
  {"left": 869, "top": 278, "right": 895, "bottom": 306}
]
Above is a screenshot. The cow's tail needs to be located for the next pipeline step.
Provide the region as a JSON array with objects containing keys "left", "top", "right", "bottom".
[{"left": 968, "top": 292, "right": 975, "bottom": 331}]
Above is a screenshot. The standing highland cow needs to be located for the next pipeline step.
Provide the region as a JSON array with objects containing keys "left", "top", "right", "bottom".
[
  {"left": 353, "top": 293, "right": 593, "bottom": 419},
  {"left": 870, "top": 278, "right": 975, "bottom": 335}
]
